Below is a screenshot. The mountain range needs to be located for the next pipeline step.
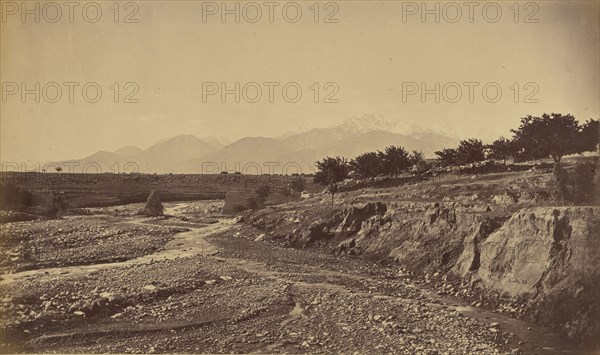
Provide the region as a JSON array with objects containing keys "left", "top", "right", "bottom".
[{"left": 63, "top": 116, "right": 458, "bottom": 174}]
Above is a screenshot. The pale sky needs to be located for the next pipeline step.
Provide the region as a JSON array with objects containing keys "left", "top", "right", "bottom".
[{"left": 1, "top": 0, "right": 599, "bottom": 162}]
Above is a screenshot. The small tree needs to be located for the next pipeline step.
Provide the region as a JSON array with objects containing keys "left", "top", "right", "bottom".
[
  {"left": 314, "top": 156, "right": 349, "bottom": 210},
  {"left": 55, "top": 166, "right": 63, "bottom": 173},
  {"left": 255, "top": 184, "right": 271, "bottom": 206},
  {"left": 435, "top": 148, "right": 459, "bottom": 167},
  {"left": 487, "top": 137, "right": 515, "bottom": 164},
  {"left": 408, "top": 150, "right": 426, "bottom": 176},
  {"left": 409, "top": 150, "right": 424, "bottom": 166},
  {"left": 379, "top": 146, "right": 410, "bottom": 177},
  {"left": 456, "top": 138, "right": 486, "bottom": 165},
  {"left": 351, "top": 152, "right": 382, "bottom": 179}
]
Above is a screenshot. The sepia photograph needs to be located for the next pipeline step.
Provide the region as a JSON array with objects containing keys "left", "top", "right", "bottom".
[{"left": 1, "top": 0, "right": 599, "bottom": 354}]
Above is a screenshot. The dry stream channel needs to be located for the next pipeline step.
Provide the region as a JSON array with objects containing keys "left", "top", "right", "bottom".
[{"left": 0, "top": 201, "right": 583, "bottom": 354}]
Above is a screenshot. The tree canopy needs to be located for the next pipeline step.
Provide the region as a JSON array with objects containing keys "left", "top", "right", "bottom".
[
  {"left": 511, "top": 113, "right": 581, "bottom": 162},
  {"left": 378, "top": 146, "right": 410, "bottom": 177},
  {"left": 351, "top": 152, "right": 383, "bottom": 179},
  {"left": 486, "top": 137, "right": 515, "bottom": 163},
  {"left": 314, "top": 156, "right": 349, "bottom": 186}
]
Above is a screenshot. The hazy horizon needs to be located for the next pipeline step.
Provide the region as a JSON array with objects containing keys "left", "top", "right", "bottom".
[{"left": 2, "top": 0, "right": 599, "bottom": 162}]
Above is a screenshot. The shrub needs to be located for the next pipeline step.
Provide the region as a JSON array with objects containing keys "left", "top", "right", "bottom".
[
  {"left": 289, "top": 176, "right": 306, "bottom": 192},
  {"left": 280, "top": 186, "right": 292, "bottom": 197},
  {"left": 553, "top": 161, "right": 598, "bottom": 205},
  {"left": 246, "top": 196, "right": 260, "bottom": 210},
  {"left": 255, "top": 184, "right": 271, "bottom": 205},
  {"left": 567, "top": 162, "right": 596, "bottom": 204},
  {"left": 0, "top": 182, "right": 33, "bottom": 211}
]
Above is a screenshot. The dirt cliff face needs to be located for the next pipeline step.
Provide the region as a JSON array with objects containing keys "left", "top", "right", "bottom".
[
  {"left": 247, "top": 200, "right": 600, "bottom": 348},
  {"left": 458, "top": 207, "right": 599, "bottom": 346},
  {"left": 466, "top": 207, "right": 598, "bottom": 296}
]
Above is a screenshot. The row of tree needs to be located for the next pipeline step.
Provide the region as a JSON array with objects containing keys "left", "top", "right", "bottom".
[
  {"left": 313, "top": 113, "right": 599, "bottom": 208},
  {"left": 312, "top": 146, "right": 429, "bottom": 208},
  {"left": 314, "top": 146, "right": 426, "bottom": 185},
  {"left": 435, "top": 114, "right": 599, "bottom": 166}
]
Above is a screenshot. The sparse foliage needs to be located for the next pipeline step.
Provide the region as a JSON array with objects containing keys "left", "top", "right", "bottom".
[
  {"left": 314, "top": 156, "right": 349, "bottom": 210},
  {"left": 409, "top": 150, "right": 425, "bottom": 166}
]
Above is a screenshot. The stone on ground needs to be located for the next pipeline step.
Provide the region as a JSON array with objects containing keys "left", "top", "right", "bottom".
[{"left": 140, "top": 190, "right": 164, "bottom": 216}]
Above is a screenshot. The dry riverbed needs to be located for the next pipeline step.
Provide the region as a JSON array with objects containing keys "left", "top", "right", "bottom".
[{"left": 0, "top": 201, "right": 582, "bottom": 354}]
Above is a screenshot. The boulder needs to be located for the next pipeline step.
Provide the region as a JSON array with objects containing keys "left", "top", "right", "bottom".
[{"left": 140, "top": 190, "right": 163, "bottom": 216}]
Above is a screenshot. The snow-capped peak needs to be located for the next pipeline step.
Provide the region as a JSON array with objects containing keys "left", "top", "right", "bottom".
[{"left": 339, "top": 114, "right": 396, "bottom": 134}]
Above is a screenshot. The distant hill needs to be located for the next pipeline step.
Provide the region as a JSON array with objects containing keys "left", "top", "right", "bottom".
[
  {"left": 62, "top": 117, "right": 458, "bottom": 174},
  {"left": 133, "top": 135, "right": 219, "bottom": 172},
  {"left": 114, "top": 146, "right": 143, "bottom": 157}
]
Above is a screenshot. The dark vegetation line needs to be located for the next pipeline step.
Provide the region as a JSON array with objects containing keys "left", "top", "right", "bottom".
[
  {"left": 1, "top": 113, "right": 598, "bottom": 215},
  {"left": 312, "top": 113, "right": 599, "bottom": 207}
]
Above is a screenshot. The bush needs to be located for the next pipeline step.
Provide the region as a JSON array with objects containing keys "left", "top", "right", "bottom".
[
  {"left": 255, "top": 184, "right": 271, "bottom": 205},
  {"left": 280, "top": 186, "right": 292, "bottom": 197},
  {"left": 567, "top": 162, "right": 596, "bottom": 204},
  {"left": 554, "top": 161, "right": 598, "bottom": 205},
  {"left": 246, "top": 196, "right": 260, "bottom": 210},
  {"left": 0, "top": 182, "right": 33, "bottom": 211},
  {"left": 289, "top": 176, "right": 306, "bottom": 192}
]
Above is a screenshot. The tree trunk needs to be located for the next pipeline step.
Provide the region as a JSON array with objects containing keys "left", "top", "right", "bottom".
[{"left": 331, "top": 192, "right": 334, "bottom": 210}]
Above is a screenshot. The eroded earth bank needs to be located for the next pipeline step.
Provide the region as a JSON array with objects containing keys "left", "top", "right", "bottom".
[{"left": 0, "top": 172, "right": 598, "bottom": 354}]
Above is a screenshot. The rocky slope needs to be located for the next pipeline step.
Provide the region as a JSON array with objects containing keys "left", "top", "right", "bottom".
[{"left": 245, "top": 186, "right": 600, "bottom": 350}]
